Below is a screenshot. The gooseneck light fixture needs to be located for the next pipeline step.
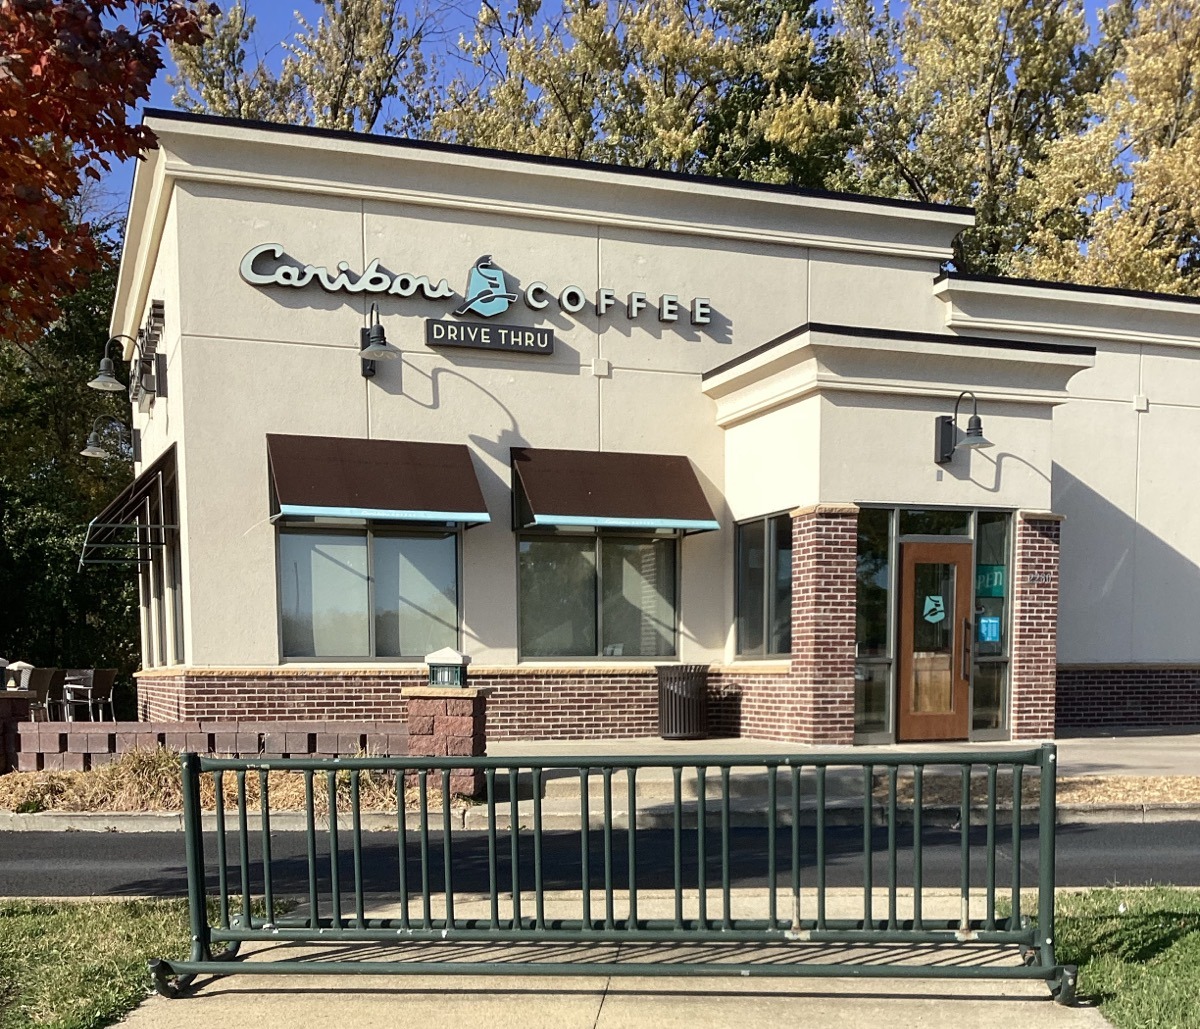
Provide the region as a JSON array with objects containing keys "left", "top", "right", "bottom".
[
  {"left": 935, "top": 390, "right": 993, "bottom": 464},
  {"left": 80, "top": 415, "right": 128, "bottom": 460},
  {"left": 359, "top": 302, "right": 402, "bottom": 377},
  {"left": 87, "top": 334, "right": 157, "bottom": 398},
  {"left": 87, "top": 335, "right": 138, "bottom": 392}
]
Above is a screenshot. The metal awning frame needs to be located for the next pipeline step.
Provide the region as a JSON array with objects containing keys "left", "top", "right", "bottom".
[{"left": 79, "top": 446, "right": 178, "bottom": 569}]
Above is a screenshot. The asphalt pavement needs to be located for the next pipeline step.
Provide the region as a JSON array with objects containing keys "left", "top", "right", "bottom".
[{"left": 2, "top": 821, "right": 1198, "bottom": 897}]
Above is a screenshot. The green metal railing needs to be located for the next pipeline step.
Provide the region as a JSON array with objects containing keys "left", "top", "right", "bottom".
[{"left": 149, "top": 744, "right": 1076, "bottom": 1003}]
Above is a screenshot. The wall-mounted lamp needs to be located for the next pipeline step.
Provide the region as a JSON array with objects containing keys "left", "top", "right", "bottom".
[
  {"left": 80, "top": 415, "right": 128, "bottom": 460},
  {"left": 359, "top": 302, "right": 402, "bottom": 377},
  {"left": 87, "top": 334, "right": 157, "bottom": 398},
  {"left": 87, "top": 335, "right": 138, "bottom": 392},
  {"left": 935, "top": 391, "right": 993, "bottom": 464}
]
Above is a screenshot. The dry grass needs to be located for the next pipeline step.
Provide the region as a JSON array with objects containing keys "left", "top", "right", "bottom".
[
  {"left": 0, "top": 747, "right": 453, "bottom": 815},
  {"left": 873, "top": 772, "right": 1200, "bottom": 807}
]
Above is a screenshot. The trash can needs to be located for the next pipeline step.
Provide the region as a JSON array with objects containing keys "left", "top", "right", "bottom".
[{"left": 657, "top": 664, "right": 709, "bottom": 740}]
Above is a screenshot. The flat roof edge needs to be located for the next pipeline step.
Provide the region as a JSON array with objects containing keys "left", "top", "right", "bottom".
[
  {"left": 141, "top": 108, "right": 975, "bottom": 222},
  {"left": 937, "top": 271, "right": 1200, "bottom": 309},
  {"left": 701, "top": 322, "right": 1097, "bottom": 381}
]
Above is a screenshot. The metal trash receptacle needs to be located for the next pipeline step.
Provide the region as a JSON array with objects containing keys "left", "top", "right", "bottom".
[{"left": 657, "top": 664, "right": 709, "bottom": 740}]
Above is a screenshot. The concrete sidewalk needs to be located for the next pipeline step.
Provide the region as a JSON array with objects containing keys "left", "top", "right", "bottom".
[
  {"left": 120, "top": 890, "right": 1106, "bottom": 1029},
  {"left": 117, "top": 972, "right": 1108, "bottom": 1029},
  {"left": 487, "top": 727, "right": 1200, "bottom": 779}
]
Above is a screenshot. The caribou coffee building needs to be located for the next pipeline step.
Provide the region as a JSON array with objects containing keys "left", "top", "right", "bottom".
[{"left": 92, "top": 109, "right": 1200, "bottom": 746}]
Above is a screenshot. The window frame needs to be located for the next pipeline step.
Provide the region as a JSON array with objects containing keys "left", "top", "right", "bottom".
[
  {"left": 515, "top": 528, "right": 681, "bottom": 661},
  {"left": 734, "top": 512, "right": 793, "bottom": 659},
  {"left": 275, "top": 522, "right": 462, "bottom": 662},
  {"left": 138, "top": 468, "right": 184, "bottom": 669}
]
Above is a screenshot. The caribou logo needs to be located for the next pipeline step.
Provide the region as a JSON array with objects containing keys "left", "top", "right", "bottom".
[
  {"left": 454, "top": 255, "right": 518, "bottom": 318},
  {"left": 923, "top": 595, "right": 947, "bottom": 624}
]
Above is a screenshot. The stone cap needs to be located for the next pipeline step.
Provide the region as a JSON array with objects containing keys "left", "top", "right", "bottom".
[
  {"left": 789, "top": 503, "right": 860, "bottom": 518},
  {"left": 400, "top": 686, "right": 494, "bottom": 700},
  {"left": 425, "top": 647, "right": 471, "bottom": 667},
  {"left": 1017, "top": 510, "right": 1065, "bottom": 523}
]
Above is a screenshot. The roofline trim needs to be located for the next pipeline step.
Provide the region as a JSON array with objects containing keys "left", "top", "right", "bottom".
[
  {"left": 141, "top": 107, "right": 975, "bottom": 221},
  {"left": 937, "top": 271, "right": 1200, "bottom": 308},
  {"left": 701, "top": 322, "right": 1097, "bottom": 381}
]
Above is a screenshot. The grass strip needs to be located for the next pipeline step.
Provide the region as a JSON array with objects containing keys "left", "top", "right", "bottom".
[
  {"left": 1055, "top": 886, "right": 1200, "bottom": 1028},
  {"left": 0, "top": 897, "right": 287, "bottom": 1029},
  {"left": 0, "top": 898, "right": 194, "bottom": 1029}
]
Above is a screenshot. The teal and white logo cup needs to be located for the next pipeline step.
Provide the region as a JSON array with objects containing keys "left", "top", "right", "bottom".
[{"left": 455, "top": 255, "right": 518, "bottom": 318}]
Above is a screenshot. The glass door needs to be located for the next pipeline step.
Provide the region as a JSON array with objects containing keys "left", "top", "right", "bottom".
[{"left": 897, "top": 541, "right": 973, "bottom": 741}]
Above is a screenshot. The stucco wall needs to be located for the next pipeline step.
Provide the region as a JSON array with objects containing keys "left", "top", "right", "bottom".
[
  {"left": 159, "top": 160, "right": 958, "bottom": 668},
  {"left": 935, "top": 277, "right": 1200, "bottom": 668}
]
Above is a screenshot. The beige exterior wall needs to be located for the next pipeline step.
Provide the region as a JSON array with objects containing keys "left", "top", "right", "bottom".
[
  {"left": 109, "top": 113, "right": 1200, "bottom": 683},
  {"left": 936, "top": 279, "right": 1200, "bottom": 666},
  {"left": 115, "top": 117, "right": 968, "bottom": 670}
]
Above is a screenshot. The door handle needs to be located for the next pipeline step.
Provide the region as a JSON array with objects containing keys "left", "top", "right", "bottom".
[{"left": 962, "top": 619, "right": 972, "bottom": 680}]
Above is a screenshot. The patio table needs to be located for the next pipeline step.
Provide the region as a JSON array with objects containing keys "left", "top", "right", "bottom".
[{"left": 63, "top": 678, "right": 89, "bottom": 722}]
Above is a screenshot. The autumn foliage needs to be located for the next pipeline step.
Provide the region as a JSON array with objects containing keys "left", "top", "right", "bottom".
[{"left": 0, "top": 0, "right": 211, "bottom": 349}]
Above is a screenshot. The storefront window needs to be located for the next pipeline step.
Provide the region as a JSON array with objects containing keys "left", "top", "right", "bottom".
[
  {"left": 278, "top": 529, "right": 457, "bottom": 659},
  {"left": 138, "top": 470, "right": 185, "bottom": 667},
  {"left": 899, "top": 508, "right": 971, "bottom": 536},
  {"left": 735, "top": 514, "right": 792, "bottom": 657},
  {"left": 853, "top": 507, "right": 1013, "bottom": 738},
  {"left": 374, "top": 533, "right": 459, "bottom": 658},
  {"left": 973, "top": 512, "right": 1011, "bottom": 731},
  {"left": 601, "top": 537, "right": 676, "bottom": 658},
  {"left": 855, "top": 507, "right": 891, "bottom": 734},
  {"left": 519, "top": 534, "right": 676, "bottom": 658}
]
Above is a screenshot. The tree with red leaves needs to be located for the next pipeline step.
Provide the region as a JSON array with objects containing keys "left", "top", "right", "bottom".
[{"left": 0, "top": 1, "right": 212, "bottom": 351}]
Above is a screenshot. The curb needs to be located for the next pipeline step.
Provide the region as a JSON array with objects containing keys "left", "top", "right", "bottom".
[{"left": 3, "top": 802, "right": 1199, "bottom": 832}]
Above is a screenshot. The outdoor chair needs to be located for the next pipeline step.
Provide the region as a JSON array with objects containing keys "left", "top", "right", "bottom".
[
  {"left": 46, "top": 668, "right": 66, "bottom": 721},
  {"left": 26, "top": 668, "right": 58, "bottom": 721},
  {"left": 65, "top": 668, "right": 116, "bottom": 721}
]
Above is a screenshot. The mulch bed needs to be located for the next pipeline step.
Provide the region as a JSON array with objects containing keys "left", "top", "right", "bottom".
[{"left": 873, "top": 773, "right": 1200, "bottom": 807}]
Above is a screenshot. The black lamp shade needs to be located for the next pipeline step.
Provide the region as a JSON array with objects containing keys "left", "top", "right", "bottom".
[{"left": 88, "top": 357, "right": 125, "bottom": 392}]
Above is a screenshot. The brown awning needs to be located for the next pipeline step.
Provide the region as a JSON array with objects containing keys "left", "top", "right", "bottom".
[
  {"left": 511, "top": 447, "right": 719, "bottom": 533},
  {"left": 267, "top": 434, "right": 489, "bottom": 525},
  {"left": 79, "top": 445, "right": 177, "bottom": 568}
]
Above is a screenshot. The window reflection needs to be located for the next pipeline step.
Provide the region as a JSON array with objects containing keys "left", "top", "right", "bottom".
[
  {"left": 735, "top": 514, "right": 793, "bottom": 657},
  {"left": 279, "top": 530, "right": 458, "bottom": 659},
  {"left": 519, "top": 534, "right": 677, "bottom": 659}
]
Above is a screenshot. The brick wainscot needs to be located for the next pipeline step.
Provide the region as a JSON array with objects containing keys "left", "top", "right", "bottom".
[{"left": 1057, "top": 666, "right": 1200, "bottom": 729}]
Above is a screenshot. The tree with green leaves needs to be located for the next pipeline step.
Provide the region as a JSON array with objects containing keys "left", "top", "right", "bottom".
[
  {"left": 0, "top": 232, "right": 140, "bottom": 712},
  {"left": 433, "top": 0, "right": 850, "bottom": 186},
  {"left": 833, "top": 0, "right": 1128, "bottom": 274},
  {"left": 1015, "top": 0, "right": 1200, "bottom": 294},
  {"left": 170, "top": 0, "right": 434, "bottom": 133}
]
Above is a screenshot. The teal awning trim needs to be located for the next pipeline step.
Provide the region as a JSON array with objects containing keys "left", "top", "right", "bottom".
[
  {"left": 531, "top": 514, "right": 720, "bottom": 531},
  {"left": 279, "top": 504, "right": 490, "bottom": 524}
]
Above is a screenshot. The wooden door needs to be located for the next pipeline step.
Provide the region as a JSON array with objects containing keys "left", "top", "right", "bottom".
[{"left": 897, "top": 541, "right": 973, "bottom": 742}]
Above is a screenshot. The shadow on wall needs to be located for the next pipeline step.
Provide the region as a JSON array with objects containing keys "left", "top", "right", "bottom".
[{"left": 1053, "top": 463, "right": 1200, "bottom": 727}]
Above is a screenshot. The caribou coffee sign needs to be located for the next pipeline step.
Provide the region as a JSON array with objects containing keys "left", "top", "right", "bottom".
[{"left": 239, "top": 245, "right": 714, "bottom": 357}]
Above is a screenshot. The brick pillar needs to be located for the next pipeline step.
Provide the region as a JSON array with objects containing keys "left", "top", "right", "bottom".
[
  {"left": 1010, "top": 512, "right": 1061, "bottom": 740},
  {"left": 790, "top": 503, "right": 859, "bottom": 745},
  {"left": 401, "top": 686, "right": 491, "bottom": 797}
]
